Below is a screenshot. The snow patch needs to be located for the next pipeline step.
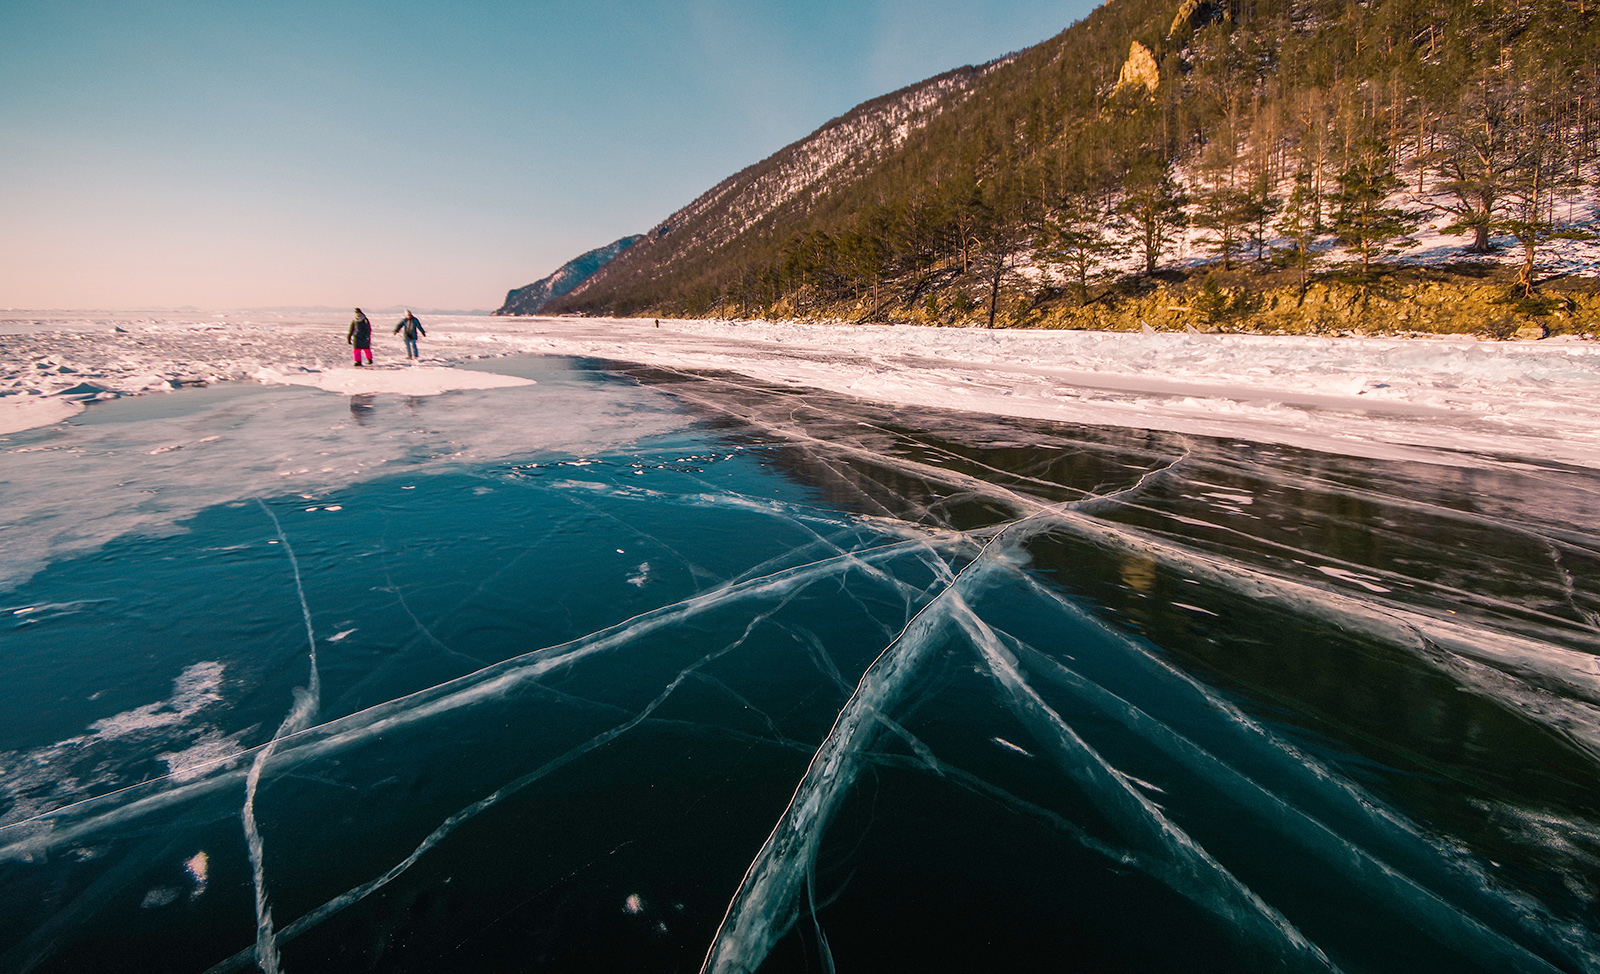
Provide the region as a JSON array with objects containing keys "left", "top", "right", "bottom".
[
  {"left": 256, "top": 365, "right": 534, "bottom": 396},
  {"left": 89, "top": 662, "right": 225, "bottom": 740},
  {"left": 0, "top": 395, "right": 82, "bottom": 434}
]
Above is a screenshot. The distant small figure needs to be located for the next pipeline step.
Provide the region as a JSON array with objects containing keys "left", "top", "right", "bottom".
[
  {"left": 348, "top": 308, "right": 373, "bottom": 366},
  {"left": 394, "top": 310, "right": 426, "bottom": 360},
  {"left": 654, "top": 319, "right": 660, "bottom": 328}
]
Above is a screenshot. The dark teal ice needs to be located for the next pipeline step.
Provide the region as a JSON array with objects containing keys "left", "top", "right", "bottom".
[{"left": 2, "top": 354, "right": 1598, "bottom": 973}]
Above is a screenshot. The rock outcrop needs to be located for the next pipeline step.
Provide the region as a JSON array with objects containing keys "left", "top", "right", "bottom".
[{"left": 1114, "top": 41, "right": 1160, "bottom": 96}]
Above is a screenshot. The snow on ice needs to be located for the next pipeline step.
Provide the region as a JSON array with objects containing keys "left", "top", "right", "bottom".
[{"left": 4, "top": 310, "right": 1600, "bottom": 470}]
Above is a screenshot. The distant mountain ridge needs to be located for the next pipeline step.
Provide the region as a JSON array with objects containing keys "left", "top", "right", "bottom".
[
  {"left": 495, "top": 235, "right": 643, "bottom": 316},
  {"left": 540, "top": 62, "right": 998, "bottom": 315}
]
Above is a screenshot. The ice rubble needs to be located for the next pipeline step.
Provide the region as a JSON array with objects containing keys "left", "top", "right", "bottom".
[
  {"left": 0, "top": 313, "right": 533, "bottom": 434},
  {"left": 499, "top": 315, "right": 1600, "bottom": 469},
  {"left": 5, "top": 310, "right": 1600, "bottom": 469}
]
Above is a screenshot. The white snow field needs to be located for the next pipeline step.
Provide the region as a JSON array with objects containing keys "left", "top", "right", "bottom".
[{"left": 3, "top": 310, "right": 1599, "bottom": 467}]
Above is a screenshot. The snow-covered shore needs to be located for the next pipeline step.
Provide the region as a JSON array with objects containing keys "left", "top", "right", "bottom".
[
  {"left": 4, "top": 310, "right": 1599, "bottom": 469},
  {"left": 0, "top": 312, "right": 532, "bottom": 433}
]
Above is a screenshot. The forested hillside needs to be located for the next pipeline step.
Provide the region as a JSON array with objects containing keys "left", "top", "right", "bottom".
[{"left": 546, "top": 0, "right": 1600, "bottom": 333}]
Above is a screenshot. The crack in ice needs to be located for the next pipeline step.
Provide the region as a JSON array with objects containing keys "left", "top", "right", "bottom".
[{"left": 242, "top": 501, "right": 322, "bottom": 974}]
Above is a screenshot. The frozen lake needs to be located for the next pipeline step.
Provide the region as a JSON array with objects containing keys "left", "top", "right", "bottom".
[{"left": 2, "top": 348, "right": 1599, "bottom": 973}]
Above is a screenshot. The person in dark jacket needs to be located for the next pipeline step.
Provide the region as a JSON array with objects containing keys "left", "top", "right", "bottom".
[
  {"left": 394, "top": 310, "right": 426, "bottom": 359},
  {"left": 348, "top": 308, "right": 373, "bottom": 366}
]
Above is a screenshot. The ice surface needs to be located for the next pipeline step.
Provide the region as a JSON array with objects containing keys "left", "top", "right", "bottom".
[
  {"left": 256, "top": 364, "right": 534, "bottom": 396},
  {"left": 0, "top": 353, "right": 682, "bottom": 593},
  {"left": 3, "top": 319, "right": 1600, "bottom": 973}
]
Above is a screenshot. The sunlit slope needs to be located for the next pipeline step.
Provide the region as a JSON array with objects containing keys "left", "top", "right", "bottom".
[{"left": 546, "top": 0, "right": 1600, "bottom": 325}]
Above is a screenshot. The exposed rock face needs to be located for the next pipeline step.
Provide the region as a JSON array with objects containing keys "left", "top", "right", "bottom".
[
  {"left": 495, "top": 235, "right": 644, "bottom": 315},
  {"left": 1114, "top": 41, "right": 1160, "bottom": 95},
  {"left": 1021, "top": 277, "right": 1595, "bottom": 339},
  {"left": 1168, "top": 0, "right": 1203, "bottom": 36}
]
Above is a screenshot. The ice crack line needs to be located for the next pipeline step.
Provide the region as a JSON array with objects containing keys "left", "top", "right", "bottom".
[
  {"left": 0, "top": 538, "right": 942, "bottom": 862},
  {"left": 203, "top": 592, "right": 798, "bottom": 974},
  {"left": 696, "top": 456, "right": 1193, "bottom": 974},
  {"left": 244, "top": 500, "right": 323, "bottom": 974},
  {"left": 697, "top": 497, "right": 1087, "bottom": 974}
]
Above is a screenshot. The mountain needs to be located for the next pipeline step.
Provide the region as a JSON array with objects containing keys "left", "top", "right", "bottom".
[
  {"left": 495, "top": 235, "right": 643, "bottom": 316},
  {"left": 544, "top": 0, "right": 1600, "bottom": 335}
]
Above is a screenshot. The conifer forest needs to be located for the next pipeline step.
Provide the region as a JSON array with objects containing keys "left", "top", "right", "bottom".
[{"left": 547, "top": 0, "right": 1600, "bottom": 333}]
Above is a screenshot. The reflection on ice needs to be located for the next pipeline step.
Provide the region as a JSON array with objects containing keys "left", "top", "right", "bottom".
[
  {"left": 998, "top": 580, "right": 1592, "bottom": 973},
  {"left": 3, "top": 357, "right": 1600, "bottom": 973},
  {"left": 0, "top": 357, "right": 682, "bottom": 593}
]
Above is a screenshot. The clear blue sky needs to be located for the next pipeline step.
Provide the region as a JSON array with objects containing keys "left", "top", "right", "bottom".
[{"left": 1, "top": 0, "right": 1095, "bottom": 311}]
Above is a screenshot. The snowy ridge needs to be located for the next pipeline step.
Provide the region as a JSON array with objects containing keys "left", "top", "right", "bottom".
[
  {"left": 714, "top": 69, "right": 987, "bottom": 238},
  {"left": 567, "top": 64, "right": 990, "bottom": 287}
]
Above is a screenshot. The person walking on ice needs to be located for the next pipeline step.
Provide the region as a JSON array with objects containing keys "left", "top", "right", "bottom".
[
  {"left": 395, "top": 310, "right": 425, "bottom": 360},
  {"left": 348, "top": 308, "right": 374, "bottom": 366}
]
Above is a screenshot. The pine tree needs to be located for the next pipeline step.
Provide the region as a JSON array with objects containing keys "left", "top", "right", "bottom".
[
  {"left": 1039, "top": 188, "right": 1122, "bottom": 305},
  {"left": 1428, "top": 80, "right": 1520, "bottom": 254},
  {"left": 1120, "top": 154, "right": 1189, "bottom": 275},
  {"left": 1243, "top": 168, "right": 1283, "bottom": 262},
  {"left": 1493, "top": 75, "right": 1588, "bottom": 299},
  {"left": 973, "top": 179, "right": 1035, "bottom": 328},
  {"left": 1277, "top": 169, "right": 1321, "bottom": 304},
  {"left": 1193, "top": 184, "right": 1254, "bottom": 269},
  {"left": 1331, "top": 144, "right": 1413, "bottom": 295}
]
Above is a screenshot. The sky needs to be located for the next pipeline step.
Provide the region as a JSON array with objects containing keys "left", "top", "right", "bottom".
[{"left": 0, "top": 0, "right": 1097, "bottom": 312}]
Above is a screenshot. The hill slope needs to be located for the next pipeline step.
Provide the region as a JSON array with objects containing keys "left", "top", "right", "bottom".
[{"left": 547, "top": 0, "right": 1600, "bottom": 334}]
